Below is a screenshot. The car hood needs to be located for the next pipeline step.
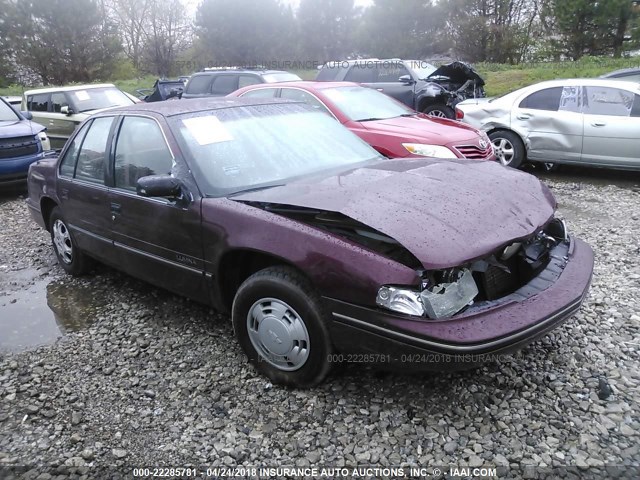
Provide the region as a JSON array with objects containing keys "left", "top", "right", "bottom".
[
  {"left": 359, "top": 114, "right": 481, "bottom": 143},
  {"left": 427, "top": 61, "right": 485, "bottom": 86},
  {"left": 232, "top": 158, "right": 556, "bottom": 270},
  {"left": 0, "top": 119, "right": 45, "bottom": 139}
]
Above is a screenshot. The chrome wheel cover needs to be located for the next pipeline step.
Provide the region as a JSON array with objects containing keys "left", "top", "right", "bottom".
[
  {"left": 52, "top": 219, "right": 73, "bottom": 264},
  {"left": 427, "top": 110, "right": 448, "bottom": 118},
  {"left": 246, "top": 298, "right": 310, "bottom": 371},
  {"left": 492, "top": 137, "right": 516, "bottom": 166}
]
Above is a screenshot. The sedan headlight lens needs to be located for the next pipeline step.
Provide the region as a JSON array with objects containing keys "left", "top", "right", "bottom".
[
  {"left": 377, "top": 268, "right": 478, "bottom": 319},
  {"left": 402, "top": 143, "right": 457, "bottom": 158}
]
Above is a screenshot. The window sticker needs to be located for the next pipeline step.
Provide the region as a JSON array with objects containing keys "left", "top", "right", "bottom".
[
  {"left": 75, "top": 90, "right": 90, "bottom": 101},
  {"left": 182, "top": 116, "right": 234, "bottom": 145}
]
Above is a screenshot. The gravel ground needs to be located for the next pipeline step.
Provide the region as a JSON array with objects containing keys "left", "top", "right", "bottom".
[{"left": 0, "top": 173, "right": 639, "bottom": 480}]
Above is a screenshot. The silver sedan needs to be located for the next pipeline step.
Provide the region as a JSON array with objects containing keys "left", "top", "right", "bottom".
[{"left": 455, "top": 78, "right": 640, "bottom": 170}]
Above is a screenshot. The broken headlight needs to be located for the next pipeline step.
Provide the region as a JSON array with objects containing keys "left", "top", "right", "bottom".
[{"left": 376, "top": 268, "right": 479, "bottom": 319}]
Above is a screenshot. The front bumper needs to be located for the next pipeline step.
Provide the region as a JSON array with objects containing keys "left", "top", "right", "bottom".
[
  {"left": 0, "top": 152, "right": 44, "bottom": 185},
  {"left": 326, "top": 236, "right": 594, "bottom": 371}
]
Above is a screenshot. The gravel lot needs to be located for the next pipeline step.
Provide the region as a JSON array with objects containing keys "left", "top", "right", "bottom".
[{"left": 1, "top": 170, "right": 639, "bottom": 479}]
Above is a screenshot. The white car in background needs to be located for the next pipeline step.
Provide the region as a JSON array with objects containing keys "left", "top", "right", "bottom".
[{"left": 456, "top": 78, "right": 640, "bottom": 170}]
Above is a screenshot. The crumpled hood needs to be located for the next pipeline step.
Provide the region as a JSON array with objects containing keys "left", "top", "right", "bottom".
[
  {"left": 232, "top": 159, "right": 556, "bottom": 270},
  {"left": 428, "top": 61, "right": 485, "bottom": 87},
  {"left": 0, "top": 119, "right": 45, "bottom": 139},
  {"left": 360, "top": 114, "right": 481, "bottom": 144}
]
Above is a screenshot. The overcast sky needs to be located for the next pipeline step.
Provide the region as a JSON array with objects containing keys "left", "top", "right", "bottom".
[{"left": 185, "top": 0, "right": 374, "bottom": 14}]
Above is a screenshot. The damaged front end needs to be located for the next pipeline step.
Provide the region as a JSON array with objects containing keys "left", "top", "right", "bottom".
[{"left": 376, "top": 218, "right": 570, "bottom": 320}]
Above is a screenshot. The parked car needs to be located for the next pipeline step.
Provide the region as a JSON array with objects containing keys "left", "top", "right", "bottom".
[
  {"left": 136, "top": 79, "right": 185, "bottom": 102},
  {"left": 26, "top": 97, "right": 593, "bottom": 387},
  {"left": 182, "top": 69, "right": 301, "bottom": 99},
  {"left": 21, "top": 84, "right": 135, "bottom": 149},
  {"left": 315, "top": 59, "right": 486, "bottom": 119},
  {"left": 230, "top": 81, "right": 494, "bottom": 161},
  {"left": 600, "top": 67, "right": 640, "bottom": 83},
  {"left": 456, "top": 79, "right": 640, "bottom": 170},
  {"left": 1, "top": 96, "right": 22, "bottom": 108},
  {"left": 0, "top": 96, "right": 51, "bottom": 186}
]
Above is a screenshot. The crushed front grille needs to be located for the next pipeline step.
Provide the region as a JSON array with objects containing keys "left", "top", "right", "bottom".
[{"left": 0, "top": 136, "right": 39, "bottom": 159}]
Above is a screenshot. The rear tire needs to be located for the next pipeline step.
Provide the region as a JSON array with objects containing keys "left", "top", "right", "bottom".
[
  {"left": 489, "top": 130, "right": 525, "bottom": 169},
  {"left": 49, "top": 207, "right": 92, "bottom": 276},
  {"left": 232, "top": 266, "right": 333, "bottom": 387},
  {"left": 422, "top": 104, "right": 455, "bottom": 119}
]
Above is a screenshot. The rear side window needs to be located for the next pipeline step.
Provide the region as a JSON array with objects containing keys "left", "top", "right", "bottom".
[
  {"left": 59, "top": 122, "right": 90, "bottom": 177},
  {"left": 114, "top": 116, "right": 173, "bottom": 191},
  {"left": 583, "top": 86, "right": 634, "bottom": 117},
  {"left": 74, "top": 117, "right": 113, "bottom": 184},
  {"left": 185, "top": 75, "right": 212, "bottom": 95},
  {"left": 238, "top": 75, "right": 262, "bottom": 89},
  {"left": 519, "top": 87, "right": 562, "bottom": 111},
  {"left": 211, "top": 75, "right": 239, "bottom": 95},
  {"left": 344, "top": 64, "right": 376, "bottom": 83},
  {"left": 28, "top": 94, "right": 50, "bottom": 112}
]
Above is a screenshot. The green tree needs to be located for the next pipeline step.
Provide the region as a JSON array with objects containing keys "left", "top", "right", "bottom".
[
  {"left": 195, "top": 0, "right": 294, "bottom": 66},
  {"left": 297, "top": 0, "right": 358, "bottom": 61},
  {"left": 8, "top": 0, "right": 122, "bottom": 84}
]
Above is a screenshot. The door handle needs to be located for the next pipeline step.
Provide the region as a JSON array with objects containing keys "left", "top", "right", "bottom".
[
  {"left": 376, "top": 88, "right": 384, "bottom": 92},
  {"left": 516, "top": 114, "right": 531, "bottom": 120},
  {"left": 591, "top": 122, "right": 606, "bottom": 127},
  {"left": 110, "top": 202, "right": 122, "bottom": 213}
]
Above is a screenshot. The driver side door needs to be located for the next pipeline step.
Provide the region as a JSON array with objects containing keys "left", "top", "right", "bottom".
[{"left": 107, "top": 114, "right": 209, "bottom": 302}]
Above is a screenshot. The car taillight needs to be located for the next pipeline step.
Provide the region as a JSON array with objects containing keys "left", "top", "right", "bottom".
[{"left": 455, "top": 108, "right": 464, "bottom": 120}]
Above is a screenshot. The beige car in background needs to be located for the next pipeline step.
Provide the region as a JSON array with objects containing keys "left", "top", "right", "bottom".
[{"left": 21, "top": 84, "right": 135, "bottom": 149}]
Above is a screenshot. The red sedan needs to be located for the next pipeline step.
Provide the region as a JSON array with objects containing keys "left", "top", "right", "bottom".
[{"left": 230, "top": 81, "right": 495, "bottom": 161}]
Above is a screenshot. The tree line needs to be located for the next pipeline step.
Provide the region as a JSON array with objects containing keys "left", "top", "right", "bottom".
[{"left": 1, "top": 0, "right": 639, "bottom": 86}]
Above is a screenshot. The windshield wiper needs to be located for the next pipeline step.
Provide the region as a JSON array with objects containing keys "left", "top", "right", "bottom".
[
  {"left": 399, "top": 113, "right": 417, "bottom": 117},
  {"left": 356, "top": 117, "right": 387, "bottom": 122},
  {"left": 227, "top": 183, "right": 284, "bottom": 197}
]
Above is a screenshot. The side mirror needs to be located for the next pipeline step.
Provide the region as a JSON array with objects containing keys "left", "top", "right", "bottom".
[
  {"left": 60, "top": 105, "right": 73, "bottom": 115},
  {"left": 136, "top": 175, "right": 182, "bottom": 199},
  {"left": 399, "top": 75, "right": 415, "bottom": 85},
  {"left": 21, "top": 111, "right": 33, "bottom": 120}
]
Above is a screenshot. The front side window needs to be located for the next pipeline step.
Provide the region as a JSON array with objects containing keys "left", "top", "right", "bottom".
[
  {"left": 519, "top": 87, "right": 562, "bottom": 111},
  {"left": 185, "top": 75, "right": 212, "bottom": 95},
  {"left": 583, "top": 86, "right": 634, "bottom": 117},
  {"left": 240, "top": 88, "right": 278, "bottom": 99},
  {"left": 28, "top": 94, "right": 50, "bottom": 112},
  {"left": 238, "top": 75, "right": 262, "bottom": 89},
  {"left": 211, "top": 75, "right": 239, "bottom": 95},
  {"left": 74, "top": 117, "right": 114, "bottom": 184},
  {"left": 377, "top": 62, "right": 410, "bottom": 82},
  {"left": 323, "top": 86, "right": 413, "bottom": 122},
  {"left": 59, "top": 122, "right": 91, "bottom": 177},
  {"left": 114, "top": 116, "right": 173, "bottom": 190},
  {"left": 172, "top": 104, "right": 380, "bottom": 196},
  {"left": 51, "top": 93, "right": 69, "bottom": 113},
  {"left": 280, "top": 89, "right": 331, "bottom": 114}
]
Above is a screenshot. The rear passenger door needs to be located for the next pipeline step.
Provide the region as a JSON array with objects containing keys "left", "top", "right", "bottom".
[
  {"left": 581, "top": 85, "right": 640, "bottom": 168},
  {"left": 512, "top": 85, "right": 583, "bottom": 163},
  {"left": 56, "top": 116, "right": 116, "bottom": 263},
  {"left": 108, "top": 115, "right": 208, "bottom": 302}
]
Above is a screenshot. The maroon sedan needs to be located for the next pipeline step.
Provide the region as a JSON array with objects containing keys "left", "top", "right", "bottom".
[
  {"left": 27, "top": 98, "right": 593, "bottom": 387},
  {"left": 230, "top": 81, "right": 495, "bottom": 161}
]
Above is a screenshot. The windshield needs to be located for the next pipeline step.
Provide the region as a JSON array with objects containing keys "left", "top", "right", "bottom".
[
  {"left": 172, "top": 104, "right": 381, "bottom": 196},
  {"left": 262, "top": 73, "right": 302, "bottom": 83},
  {"left": 406, "top": 60, "right": 437, "bottom": 80},
  {"left": 0, "top": 98, "right": 20, "bottom": 121},
  {"left": 69, "top": 87, "right": 134, "bottom": 113},
  {"left": 323, "top": 86, "right": 414, "bottom": 122}
]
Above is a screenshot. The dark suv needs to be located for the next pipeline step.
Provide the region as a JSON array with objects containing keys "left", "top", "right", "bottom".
[
  {"left": 181, "top": 69, "right": 302, "bottom": 99},
  {"left": 316, "top": 59, "right": 486, "bottom": 119}
]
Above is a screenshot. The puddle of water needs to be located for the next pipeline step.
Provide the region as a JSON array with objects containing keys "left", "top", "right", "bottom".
[{"left": 0, "top": 268, "right": 104, "bottom": 353}]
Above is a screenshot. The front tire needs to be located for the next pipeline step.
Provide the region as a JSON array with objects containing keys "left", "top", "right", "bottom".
[
  {"left": 232, "top": 266, "right": 333, "bottom": 387},
  {"left": 49, "top": 207, "right": 92, "bottom": 276},
  {"left": 422, "top": 104, "right": 455, "bottom": 119},
  {"left": 489, "top": 130, "right": 525, "bottom": 168}
]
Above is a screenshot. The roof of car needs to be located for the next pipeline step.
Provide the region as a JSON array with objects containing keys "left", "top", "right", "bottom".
[
  {"left": 237, "top": 81, "right": 358, "bottom": 92},
  {"left": 101, "top": 97, "right": 304, "bottom": 117},
  {"left": 193, "top": 69, "right": 293, "bottom": 76},
  {"left": 23, "top": 83, "right": 118, "bottom": 95},
  {"left": 518, "top": 78, "right": 640, "bottom": 92}
]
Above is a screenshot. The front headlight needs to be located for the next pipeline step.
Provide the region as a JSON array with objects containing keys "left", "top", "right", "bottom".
[
  {"left": 377, "top": 268, "right": 478, "bottom": 319},
  {"left": 402, "top": 143, "right": 457, "bottom": 158}
]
